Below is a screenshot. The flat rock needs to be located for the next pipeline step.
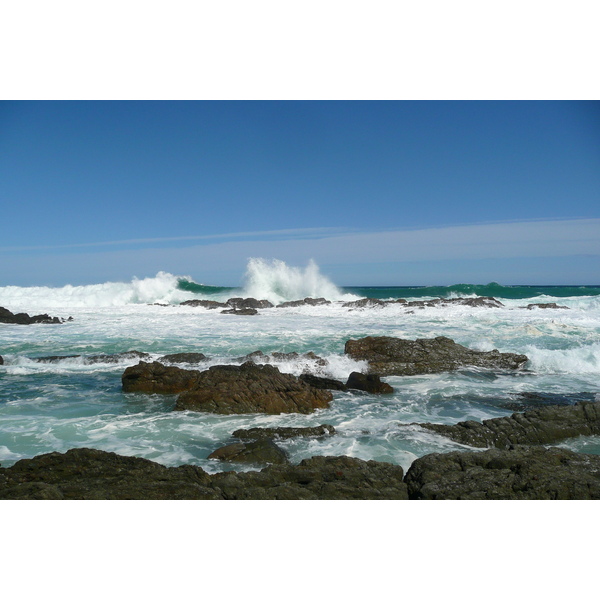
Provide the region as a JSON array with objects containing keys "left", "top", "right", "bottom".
[
  {"left": 232, "top": 424, "right": 336, "bottom": 440},
  {"left": 416, "top": 401, "right": 600, "bottom": 448},
  {"left": 345, "top": 371, "right": 394, "bottom": 394},
  {"left": 158, "top": 352, "right": 208, "bottom": 364},
  {"left": 525, "top": 302, "right": 569, "bottom": 310},
  {"left": 404, "top": 445, "right": 600, "bottom": 500},
  {"left": 277, "top": 298, "right": 331, "bottom": 308},
  {"left": 344, "top": 335, "right": 528, "bottom": 376},
  {"left": 180, "top": 299, "right": 227, "bottom": 309},
  {"left": 122, "top": 361, "right": 202, "bottom": 394},
  {"left": 174, "top": 362, "right": 333, "bottom": 414},
  {"left": 35, "top": 350, "right": 150, "bottom": 364},
  {"left": 221, "top": 308, "right": 258, "bottom": 315},
  {"left": 207, "top": 439, "right": 289, "bottom": 465}
]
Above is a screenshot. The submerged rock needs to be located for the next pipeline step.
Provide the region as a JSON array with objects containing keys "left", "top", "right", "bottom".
[
  {"left": 525, "top": 302, "right": 569, "bottom": 310},
  {"left": 298, "top": 373, "right": 348, "bottom": 390},
  {"left": 344, "top": 335, "right": 528, "bottom": 376},
  {"left": 404, "top": 445, "right": 600, "bottom": 500},
  {"left": 232, "top": 424, "right": 336, "bottom": 440},
  {"left": 174, "top": 362, "right": 333, "bottom": 414},
  {"left": 221, "top": 308, "right": 259, "bottom": 315},
  {"left": 345, "top": 372, "right": 394, "bottom": 394},
  {"left": 122, "top": 361, "right": 202, "bottom": 394},
  {"left": 416, "top": 401, "right": 600, "bottom": 449},
  {"left": 208, "top": 439, "right": 289, "bottom": 465},
  {"left": 35, "top": 350, "right": 151, "bottom": 364},
  {"left": 0, "top": 306, "right": 68, "bottom": 325}
]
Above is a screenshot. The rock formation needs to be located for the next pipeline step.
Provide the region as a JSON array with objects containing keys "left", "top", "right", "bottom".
[
  {"left": 345, "top": 372, "right": 394, "bottom": 394},
  {"left": 207, "top": 439, "right": 289, "bottom": 465},
  {"left": 0, "top": 306, "right": 68, "bottom": 325},
  {"left": 232, "top": 424, "right": 336, "bottom": 440},
  {"left": 344, "top": 335, "right": 528, "bottom": 376}
]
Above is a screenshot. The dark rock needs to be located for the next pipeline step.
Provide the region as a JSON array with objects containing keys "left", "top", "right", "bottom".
[
  {"left": 226, "top": 297, "right": 274, "bottom": 309},
  {"left": 342, "top": 298, "right": 387, "bottom": 309},
  {"left": 271, "top": 351, "right": 328, "bottom": 367},
  {"left": 299, "top": 374, "right": 348, "bottom": 391},
  {"left": 158, "top": 352, "right": 208, "bottom": 364},
  {"left": 404, "top": 297, "right": 504, "bottom": 309},
  {"left": 0, "top": 448, "right": 407, "bottom": 500},
  {"left": 346, "top": 371, "right": 394, "bottom": 394},
  {"left": 404, "top": 445, "right": 600, "bottom": 500},
  {"left": 344, "top": 335, "right": 528, "bottom": 376},
  {"left": 234, "top": 350, "right": 270, "bottom": 363},
  {"left": 212, "top": 455, "right": 408, "bottom": 500},
  {"left": 174, "top": 362, "right": 333, "bottom": 415},
  {"left": 34, "top": 350, "right": 151, "bottom": 364},
  {"left": 0, "top": 355, "right": 3, "bottom": 365},
  {"left": 416, "top": 401, "right": 600, "bottom": 449},
  {"left": 0, "top": 448, "right": 220, "bottom": 500},
  {"left": 525, "top": 302, "right": 569, "bottom": 310},
  {"left": 221, "top": 308, "right": 258, "bottom": 315},
  {"left": 0, "top": 306, "right": 66, "bottom": 325},
  {"left": 232, "top": 424, "right": 336, "bottom": 440},
  {"left": 277, "top": 297, "right": 331, "bottom": 308},
  {"left": 208, "top": 440, "right": 289, "bottom": 465},
  {"left": 180, "top": 299, "right": 227, "bottom": 309},
  {"left": 122, "top": 361, "right": 202, "bottom": 394}
]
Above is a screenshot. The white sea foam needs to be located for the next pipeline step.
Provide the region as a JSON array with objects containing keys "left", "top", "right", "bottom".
[
  {"left": 241, "top": 258, "right": 355, "bottom": 303},
  {"left": 525, "top": 342, "right": 600, "bottom": 374}
]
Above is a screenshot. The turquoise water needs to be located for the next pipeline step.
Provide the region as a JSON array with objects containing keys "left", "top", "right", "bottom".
[{"left": 2, "top": 265, "right": 600, "bottom": 472}]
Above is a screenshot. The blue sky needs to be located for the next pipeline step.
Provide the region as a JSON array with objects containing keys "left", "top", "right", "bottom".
[{"left": 1, "top": 100, "right": 599, "bottom": 286}]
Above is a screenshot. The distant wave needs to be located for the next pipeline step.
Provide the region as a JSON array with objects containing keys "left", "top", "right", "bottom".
[{"left": 343, "top": 282, "right": 600, "bottom": 300}]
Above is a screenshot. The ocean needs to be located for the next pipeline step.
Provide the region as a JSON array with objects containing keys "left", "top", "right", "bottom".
[{"left": 2, "top": 258, "right": 600, "bottom": 473}]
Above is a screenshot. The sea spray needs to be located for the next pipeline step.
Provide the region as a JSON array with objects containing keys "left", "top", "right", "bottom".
[{"left": 241, "top": 258, "right": 353, "bottom": 304}]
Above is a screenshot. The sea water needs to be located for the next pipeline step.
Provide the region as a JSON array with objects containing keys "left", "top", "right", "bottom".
[{"left": 1, "top": 258, "right": 600, "bottom": 473}]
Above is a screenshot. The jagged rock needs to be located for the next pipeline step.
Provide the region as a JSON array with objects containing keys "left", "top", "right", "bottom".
[
  {"left": 226, "top": 297, "right": 274, "bottom": 309},
  {"left": 271, "top": 351, "right": 328, "bottom": 367},
  {"left": 180, "top": 299, "right": 227, "bottom": 309},
  {"left": 34, "top": 351, "right": 151, "bottom": 364},
  {"left": 525, "top": 302, "right": 569, "bottom": 310},
  {"left": 232, "top": 424, "right": 336, "bottom": 440},
  {"left": 342, "top": 298, "right": 387, "bottom": 308},
  {"left": 344, "top": 335, "right": 528, "bottom": 376},
  {"left": 0, "top": 448, "right": 220, "bottom": 500},
  {"left": 174, "top": 362, "right": 333, "bottom": 415},
  {"left": 208, "top": 440, "right": 289, "bottom": 465},
  {"left": 158, "top": 352, "right": 208, "bottom": 364},
  {"left": 416, "top": 401, "right": 600, "bottom": 449},
  {"left": 0, "top": 355, "right": 3, "bottom": 365},
  {"left": 221, "top": 308, "right": 258, "bottom": 315},
  {"left": 277, "top": 298, "right": 331, "bottom": 308},
  {"left": 0, "top": 306, "right": 66, "bottom": 325},
  {"left": 404, "top": 445, "right": 600, "bottom": 500},
  {"left": 0, "top": 449, "right": 407, "bottom": 500},
  {"left": 404, "top": 297, "right": 504, "bottom": 309},
  {"left": 122, "top": 361, "right": 201, "bottom": 394},
  {"left": 299, "top": 374, "right": 348, "bottom": 391},
  {"left": 346, "top": 372, "right": 394, "bottom": 394}
]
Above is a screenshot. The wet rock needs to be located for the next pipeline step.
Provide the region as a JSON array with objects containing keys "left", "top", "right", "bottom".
[
  {"left": 180, "top": 299, "right": 227, "bottom": 309},
  {"left": 404, "top": 297, "right": 504, "bottom": 309},
  {"left": 122, "top": 361, "right": 202, "bottom": 394},
  {"left": 404, "top": 445, "right": 600, "bottom": 500},
  {"left": 0, "top": 306, "right": 67, "bottom": 325},
  {"left": 175, "top": 362, "right": 333, "bottom": 415},
  {"left": 212, "top": 455, "right": 408, "bottom": 500},
  {"left": 232, "top": 424, "right": 336, "bottom": 440},
  {"left": 0, "top": 448, "right": 220, "bottom": 500},
  {"left": 158, "top": 352, "right": 208, "bottom": 364},
  {"left": 342, "top": 298, "right": 387, "bottom": 309},
  {"left": 0, "top": 355, "right": 3, "bottom": 365},
  {"left": 299, "top": 374, "right": 348, "bottom": 391},
  {"left": 208, "top": 439, "right": 289, "bottom": 465},
  {"left": 277, "top": 297, "right": 331, "bottom": 308},
  {"left": 346, "top": 372, "right": 394, "bottom": 394},
  {"left": 0, "top": 449, "right": 407, "bottom": 500},
  {"left": 525, "top": 302, "right": 569, "bottom": 310},
  {"left": 271, "top": 351, "right": 328, "bottom": 367},
  {"left": 226, "top": 297, "right": 274, "bottom": 309},
  {"left": 35, "top": 351, "right": 151, "bottom": 364},
  {"left": 416, "top": 401, "right": 600, "bottom": 449},
  {"left": 344, "top": 335, "right": 528, "bottom": 376},
  {"left": 221, "top": 308, "right": 259, "bottom": 315}
]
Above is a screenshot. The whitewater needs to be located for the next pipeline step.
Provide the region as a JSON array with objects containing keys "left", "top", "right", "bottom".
[{"left": 1, "top": 258, "right": 600, "bottom": 472}]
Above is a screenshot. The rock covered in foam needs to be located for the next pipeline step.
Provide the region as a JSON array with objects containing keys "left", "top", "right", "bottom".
[{"left": 345, "top": 335, "right": 528, "bottom": 376}]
